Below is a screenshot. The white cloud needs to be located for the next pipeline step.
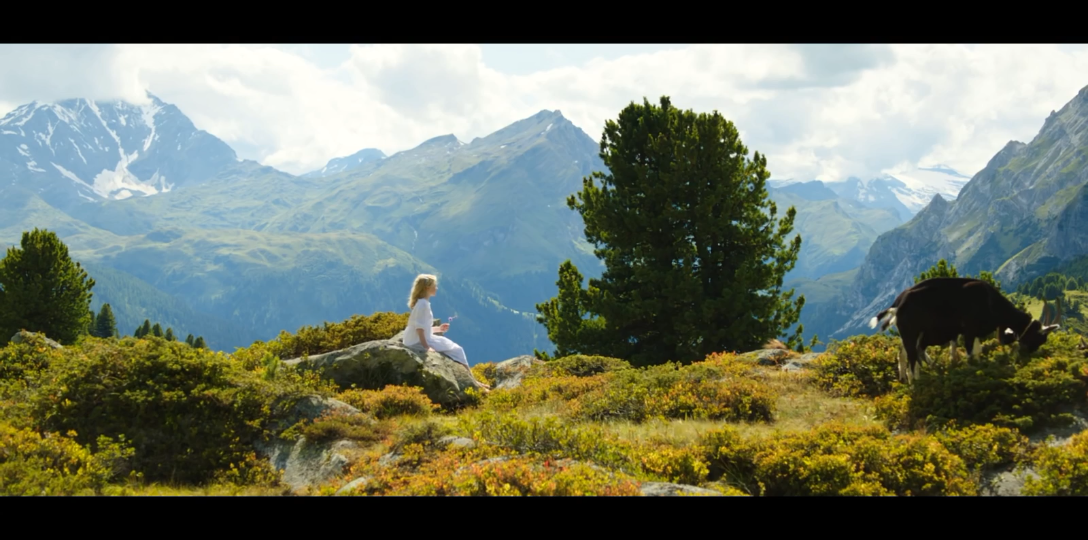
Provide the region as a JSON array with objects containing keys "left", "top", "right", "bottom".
[{"left": 1, "top": 44, "right": 1087, "bottom": 181}]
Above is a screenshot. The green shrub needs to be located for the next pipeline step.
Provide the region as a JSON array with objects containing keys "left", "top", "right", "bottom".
[
  {"left": 336, "top": 385, "right": 440, "bottom": 419},
  {"left": 0, "top": 420, "right": 137, "bottom": 495},
  {"left": 270, "top": 311, "right": 409, "bottom": 360},
  {"left": 901, "top": 336, "right": 1088, "bottom": 434},
  {"left": 455, "top": 411, "right": 635, "bottom": 472},
  {"left": 284, "top": 409, "right": 395, "bottom": 445},
  {"left": 1021, "top": 431, "right": 1088, "bottom": 495},
  {"left": 931, "top": 423, "right": 1032, "bottom": 475},
  {"left": 566, "top": 354, "right": 776, "bottom": 424},
  {"left": 697, "top": 423, "right": 977, "bottom": 496},
  {"left": 533, "top": 355, "right": 633, "bottom": 378},
  {"left": 812, "top": 334, "right": 902, "bottom": 399},
  {"left": 23, "top": 336, "right": 336, "bottom": 485}
]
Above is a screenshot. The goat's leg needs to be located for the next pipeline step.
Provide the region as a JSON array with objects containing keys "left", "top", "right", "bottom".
[{"left": 898, "top": 346, "right": 909, "bottom": 383}]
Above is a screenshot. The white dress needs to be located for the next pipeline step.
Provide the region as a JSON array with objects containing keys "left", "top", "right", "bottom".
[{"left": 403, "top": 298, "right": 469, "bottom": 367}]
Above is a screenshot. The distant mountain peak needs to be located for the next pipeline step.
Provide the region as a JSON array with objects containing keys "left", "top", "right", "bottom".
[
  {"left": 419, "top": 134, "right": 462, "bottom": 147},
  {"left": 303, "top": 147, "right": 386, "bottom": 178},
  {"left": 1, "top": 94, "right": 238, "bottom": 208}
]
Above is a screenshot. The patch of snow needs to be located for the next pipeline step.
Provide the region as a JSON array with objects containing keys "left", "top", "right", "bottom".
[
  {"left": 545, "top": 123, "right": 553, "bottom": 132},
  {"left": 87, "top": 100, "right": 124, "bottom": 159},
  {"left": 44, "top": 120, "right": 56, "bottom": 154},
  {"left": 70, "top": 138, "right": 87, "bottom": 164},
  {"left": 49, "top": 104, "right": 79, "bottom": 125},
  {"left": 500, "top": 145, "right": 506, "bottom": 149},
  {"left": 52, "top": 163, "right": 94, "bottom": 190},
  {"left": 26, "top": 161, "right": 46, "bottom": 172},
  {"left": 11, "top": 107, "right": 37, "bottom": 127},
  {"left": 140, "top": 101, "right": 162, "bottom": 152},
  {"left": 2, "top": 130, "right": 17, "bottom": 135},
  {"left": 118, "top": 114, "right": 126, "bottom": 126},
  {"left": 78, "top": 191, "right": 96, "bottom": 202},
  {"left": 89, "top": 149, "right": 160, "bottom": 199},
  {"left": 17, "top": 146, "right": 29, "bottom": 157},
  {"left": 114, "top": 189, "right": 133, "bottom": 200}
]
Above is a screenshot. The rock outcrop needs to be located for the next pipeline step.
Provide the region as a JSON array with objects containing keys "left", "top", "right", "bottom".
[
  {"left": 254, "top": 395, "right": 368, "bottom": 493},
  {"left": 639, "top": 482, "right": 729, "bottom": 496},
  {"left": 492, "top": 355, "right": 544, "bottom": 390},
  {"left": 10, "top": 330, "right": 63, "bottom": 349},
  {"left": 281, "top": 338, "right": 483, "bottom": 406}
]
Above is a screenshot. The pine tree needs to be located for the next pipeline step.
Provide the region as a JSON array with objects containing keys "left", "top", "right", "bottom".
[
  {"left": 193, "top": 336, "right": 206, "bottom": 349},
  {"left": 535, "top": 96, "right": 805, "bottom": 366},
  {"left": 185, "top": 334, "right": 195, "bottom": 346},
  {"left": 94, "top": 303, "right": 117, "bottom": 338},
  {"left": 138, "top": 319, "right": 151, "bottom": 338},
  {"left": 0, "top": 228, "right": 96, "bottom": 346},
  {"left": 88, "top": 309, "right": 97, "bottom": 336},
  {"left": 152, "top": 323, "right": 163, "bottom": 338},
  {"left": 164, "top": 327, "right": 175, "bottom": 341}
]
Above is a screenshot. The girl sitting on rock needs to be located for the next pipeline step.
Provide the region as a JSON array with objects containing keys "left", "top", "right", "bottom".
[{"left": 403, "top": 273, "right": 490, "bottom": 392}]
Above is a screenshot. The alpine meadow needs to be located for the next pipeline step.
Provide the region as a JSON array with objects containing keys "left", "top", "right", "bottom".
[{"left": 3, "top": 44, "right": 1088, "bottom": 497}]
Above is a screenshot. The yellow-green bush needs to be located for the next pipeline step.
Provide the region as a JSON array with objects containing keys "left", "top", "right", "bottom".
[
  {"left": 0, "top": 421, "right": 137, "bottom": 495},
  {"left": 482, "top": 374, "right": 608, "bottom": 413},
  {"left": 532, "top": 355, "right": 633, "bottom": 378},
  {"left": 456, "top": 410, "right": 635, "bottom": 472},
  {"left": 336, "top": 385, "right": 440, "bottom": 419},
  {"left": 931, "top": 423, "right": 1032, "bottom": 474},
  {"left": 21, "top": 336, "right": 336, "bottom": 485},
  {"left": 566, "top": 354, "right": 776, "bottom": 424},
  {"left": 811, "top": 334, "right": 902, "bottom": 399},
  {"left": 471, "top": 363, "right": 497, "bottom": 387},
  {"left": 897, "top": 340, "right": 1088, "bottom": 434},
  {"left": 1021, "top": 431, "right": 1088, "bottom": 495},
  {"left": 697, "top": 423, "right": 977, "bottom": 496},
  {"left": 636, "top": 442, "right": 710, "bottom": 486},
  {"left": 234, "top": 312, "right": 409, "bottom": 367},
  {"left": 345, "top": 449, "right": 642, "bottom": 496},
  {"left": 283, "top": 409, "right": 396, "bottom": 445}
]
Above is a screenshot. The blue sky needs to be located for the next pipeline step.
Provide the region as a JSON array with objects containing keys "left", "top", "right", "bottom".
[{"left": 2, "top": 44, "right": 1087, "bottom": 184}]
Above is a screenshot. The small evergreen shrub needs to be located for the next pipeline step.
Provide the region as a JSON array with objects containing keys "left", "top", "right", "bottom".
[
  {"left": 0, "top": 421, "right": 137, "bottom": 495},
  {"left": 22, "top": 336, "right": 336, "bottom": 485},
  {"left": 812, "top": 334, "right": 902, "bottom": 399},
  {"left": 235, "top": 311, "right": 409, "bottom": 364},
  {"left": 697, "top": 423, "right": 977, "bottom": 496},
  {"left": 1021, "top": 431, "right": 1088, "bottom": 496},
  {"left": 533, "top": 355, "right": 633, "bottom": 378},
  {"left": 336, "top": 385, "right": 440, "bottom": 419}
]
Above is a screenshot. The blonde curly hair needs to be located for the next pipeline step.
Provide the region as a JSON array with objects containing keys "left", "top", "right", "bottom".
[{"left": 408, "top": 274, "right": 437, "bottom": 309}]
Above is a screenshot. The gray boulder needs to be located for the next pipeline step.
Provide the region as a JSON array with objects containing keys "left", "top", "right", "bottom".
[
  {"left": 10, "top": 330, "right": 63, "bottom": 349},
  {"left": 255, "top": 395, "right": 367, "bottom": 493},
  {"left": 282, "top": 338, "right": 482, "bottom": 406},
  {"left": 493, "top": 355, "right": 544, "bottom": 390},
  {"left": 639, "top": 482, "right": 728, "bottom": 496}
]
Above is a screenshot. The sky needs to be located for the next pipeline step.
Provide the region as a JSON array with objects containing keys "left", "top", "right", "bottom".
[{"left": 2, "top": 44, "right": 1087, "bottom": 182}]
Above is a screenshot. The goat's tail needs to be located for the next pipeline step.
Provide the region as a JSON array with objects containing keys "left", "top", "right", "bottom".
[{"left": 870, "top": 307, "right": 897, "bottom": 331}]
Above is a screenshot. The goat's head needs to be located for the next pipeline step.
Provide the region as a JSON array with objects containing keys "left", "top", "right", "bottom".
[{"left": 1019, "top": 297, "right": 1062, "bottom": 354}]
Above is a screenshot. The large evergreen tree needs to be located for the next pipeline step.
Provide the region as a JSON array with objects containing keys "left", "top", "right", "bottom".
[
  {"left": 137, "top": 319, "right": 151, "bottom": 338},
  {"left": 152, "top": 323, "right": 163, "bottom": 338},
  {"left": 193, "top": 336, "right": 206, "bottom": 349},
  {"left": 535, "top": 96, "right": 805, "bottom": 366},
  {"left": 164, "top": 327, "right": 175, "bottom": 341},
  {"left": 94, "top": 303, "right": 117, "bottom": 338},
  {"left": 185, "top": 334, "right": 195, "bottom": 346},
  {"left": 0, "top": 228, "right": 96, "bottom": 345},
  {"left": 87, "top": 309, "right": 97, "bottom": 336}
]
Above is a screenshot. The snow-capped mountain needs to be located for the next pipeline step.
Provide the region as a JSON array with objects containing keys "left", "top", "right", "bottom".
[
  {"left": 302, "top": 148, "right": 386, "bottom": 178},
  {"left": 770, "top": 164, "right": 972, "bottom": 222},
  {"left": 0, "top": 92, "right": 238, "bottom": 210}
]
